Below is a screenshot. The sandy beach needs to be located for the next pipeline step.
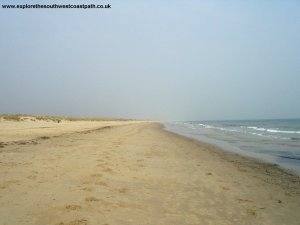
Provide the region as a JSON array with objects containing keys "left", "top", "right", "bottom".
[{"left": 0, "top": 119, "right": 299, "bottom": 225}]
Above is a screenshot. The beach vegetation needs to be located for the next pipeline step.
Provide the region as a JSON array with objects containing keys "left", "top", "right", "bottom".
[{"left": 0, "top": 114, "right": 131, "bottom": 122}]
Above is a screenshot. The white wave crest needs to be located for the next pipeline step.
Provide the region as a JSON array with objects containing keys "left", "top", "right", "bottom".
[{"left": 247, "top": 126, "right": 300, "bottom": 134}]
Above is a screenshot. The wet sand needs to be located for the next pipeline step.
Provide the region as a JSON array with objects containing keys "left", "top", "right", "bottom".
[{"left": 0, "top": 121, "right": 299, "bottom": 225}]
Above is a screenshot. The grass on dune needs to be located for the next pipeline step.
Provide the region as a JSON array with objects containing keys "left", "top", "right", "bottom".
[
  {"left": 0, "top": 114, "right": 23, "bottom": 121},
  {"left": 0, "top": 114, "right": 130, "bottom": 122}
]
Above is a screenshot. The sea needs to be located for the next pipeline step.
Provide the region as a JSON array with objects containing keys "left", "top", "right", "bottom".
[{"left": 164, "top": 119, "right": 300, "bottom": 176}]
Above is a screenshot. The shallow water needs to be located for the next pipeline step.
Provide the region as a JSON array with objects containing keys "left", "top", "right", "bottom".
[{"left": 164, "top": 119, "right": 300, "bottom": 176}]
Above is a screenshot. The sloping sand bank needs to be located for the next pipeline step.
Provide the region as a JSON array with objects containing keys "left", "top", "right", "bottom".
[{"left": 0, "top": 122, "right": 299, "bottom": 225}]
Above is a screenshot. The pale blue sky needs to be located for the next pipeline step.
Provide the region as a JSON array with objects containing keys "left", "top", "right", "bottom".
[{"left": 1, "top": 0, "right": 299, "bottom": 120}]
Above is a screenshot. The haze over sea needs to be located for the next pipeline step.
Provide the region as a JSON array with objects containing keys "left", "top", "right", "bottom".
[{"left": 164, "top": 119, "right": 300, "bottom": 175}]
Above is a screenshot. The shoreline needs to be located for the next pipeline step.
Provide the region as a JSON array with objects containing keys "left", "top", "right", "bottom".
[
  {"left": 163, "top": 121, "right": 300, "bottom": 177},
  {"left": 161, "top": 124, "right": 300, "bottom": 193},
  {"left": 0, "top": 121, "right": 299, "bottom": 224}
]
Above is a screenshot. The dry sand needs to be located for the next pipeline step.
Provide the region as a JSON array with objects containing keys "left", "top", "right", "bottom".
[{"left": 0, "top": 120, "right": 299, "bottom": 225}]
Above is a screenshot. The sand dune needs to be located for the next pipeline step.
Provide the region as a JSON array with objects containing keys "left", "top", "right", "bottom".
[{"left": 0, "top": 121, "right": 299, "bottom": 225}]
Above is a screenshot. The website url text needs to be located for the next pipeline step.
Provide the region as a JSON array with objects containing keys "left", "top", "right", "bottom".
[{"left": 2, "top": 4, "right": 111, "bottom": 9}]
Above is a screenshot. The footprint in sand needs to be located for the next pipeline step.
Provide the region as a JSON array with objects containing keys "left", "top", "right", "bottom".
[
  {"left": 118, "top": 188, "right": 128, "bottom": 194},
  {"left": 104, "top": 156, "right": 111, "bottom": 160},
  {"left": 27, "top": 175, "right": 37, "bottom": 180},
  {"left": 81, "top": 187, "right": 93, "bottom": 192},
  {"left": 0, "top": 180, "right": 21, "bottom": 189},
  {"left": 95, "top": 181, "right": 108, "bottom": 186},
  {"left": 56, "top": 219, "right": 87, "bottom": 225},
  {"left": 221, "top": 186, "right": 230, "bottom": 191},
  {"left": 90, "top": 173, "right": 102, "bottom": 178},
  {"left": 85, "top": 197, "right": 100, "bottom": 202},
  {"left": 246, "top": 208, "right": 257, "bottom": 216},
  {"left": 82, "top": 174, "right": 104, "bottom": 185},
  {"left": 99, "top": 167, "right": 115, "bottom": 174},
  {"left": 18, "top": 141, "right": 29, "bottom": 145},
  {"left": 65, "top": 205, "right": 82, "bottom": 211},
  {"left": 237, "top": 198, "right": 253, "bottom": 203},
  {"left": 39, "top": 136, "right": 50, "bottom": 140}
]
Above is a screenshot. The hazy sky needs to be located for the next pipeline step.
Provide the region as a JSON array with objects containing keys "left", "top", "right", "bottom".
[{"left": 1, "top": 0, "right": 299, "bottom": 120}]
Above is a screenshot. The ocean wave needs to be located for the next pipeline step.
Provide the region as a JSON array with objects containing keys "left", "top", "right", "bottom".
[
  {"left": 216, "top": 127, "right": 239, "bottom": 132},
  {"left": 248, "top": 132, "right": 290, "bottom": 140},
  {"left": 196, "top": 123, "right": 215, "bottom": 129},
  {"left": 247, "top": 126, "right": 300, "bottom": 134},
  {"left": 195, "top": 123, "right": 239, "bottom": 132},
  {"left": 249, "top": 132, "right": 264, "bottom": 137}
]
